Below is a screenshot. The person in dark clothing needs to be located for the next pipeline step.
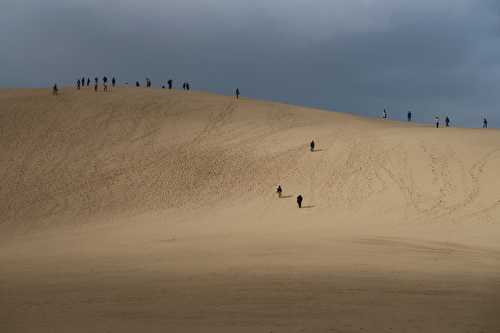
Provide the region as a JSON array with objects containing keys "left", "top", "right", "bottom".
[
  {"left": 182, "top": 83, "right": 186, "bottom": 90},
  {"left": 276, "top": 185, "right": 282, "bottom": 198},
  {"left": 162, "top": 85, "right": 165, "bottom": 89},
  {"left": 87, "top": 78, "right": 90, "bottom": 87},
  {"left": 136, "top": 81, "right": 140, "bottom": 87},
  {"left": 235, "top": 88, "right": 240, "bottom": 99},
  {"left": 103, "top": 76, "right": 108, "bottom": 92},
  {"left": 186, "top": 83, "right": 190, "bottom": 91},
  {"left": 435, "top": 116, "right": 440, "bottom": 128},
  {"left": 112, "top": 77, "right": 116, "bottom": 88},
  {"left": 82, "top": 77, "right": 85, "bottom": 86},
  {"left": 445, "top": 116, "right": 450, "bottom": 127},
  {"left": 407, "top": 111, "right": 412, "bottom": 122},
  {"left": 310, "top": 140, "right": 315, "bottom": 152},
  {"left": 483, "top": 118, "right": 488, "bottom": 128},
  {"left": 52, "top": 84, "right": 58, "bottom": 95},
  {"left": 77, "top": 79, "right": 81, "bottom": 90},
  {"left": 168, "top": 80, "right": 173, "bottom": 90},
  {"left": 383, "top": 109, "right": 388, "bottom": 119},
  {"left": 297, "top": 195, "right": 303, "bottom": 208}
]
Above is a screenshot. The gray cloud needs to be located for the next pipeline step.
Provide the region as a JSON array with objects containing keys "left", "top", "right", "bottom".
[{"left": 2, "top": 0, "right": 500, "bottom": 126}]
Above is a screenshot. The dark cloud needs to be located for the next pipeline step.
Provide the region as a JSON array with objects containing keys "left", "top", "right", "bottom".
[{"left": 2, "top": 0, "right": 500, "bottom": 127}]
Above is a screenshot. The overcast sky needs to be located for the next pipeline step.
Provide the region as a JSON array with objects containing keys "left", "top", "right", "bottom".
[{"left": 2, "top": 0, "right": 500, "bottom": 126}]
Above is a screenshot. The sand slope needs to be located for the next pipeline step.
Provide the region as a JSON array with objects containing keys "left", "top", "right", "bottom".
[{"left": 1, "top": 87, "right": 500, "bottom": 332}]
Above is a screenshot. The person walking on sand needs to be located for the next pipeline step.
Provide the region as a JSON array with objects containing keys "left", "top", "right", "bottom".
[
  {"left": 94, "top": 77, "right": 99, "bottom": 92},
  {"left": 82, "top": 77, "right": 85, "bottom": 86},
  {"left": 445, "top": 116, "right": 450, "bottom": 127},
  {"left": 483, "top": 118, "right": 488, "bottom": 128},
  {"left": 77, "top": 79, "right": 81, "bottom": 90},
  {"left": 87, "top": 78, "right": 90, "bottom": 87},
  {"left": 235, "top": 88, "right": 240, "bottom": 99},
  {"left": 186, "top": 82, "right": 190, "bottom": 91},
  {"left": 407, "top": 111, "right": 412, "bottom": 122},
  {"left": 168, "top": 79, "right": 173, "bottom": 90},
  {"left": 297, "top": 195, "right": 303, "bottom": 208},
  {"left": 435, "top": 116, "right": 440, "bottom": 128},
  {"left": 52, "top": 84, "right": 58, "bottom": 95},
  {"left": 103, "top": 76, "right": 108, "bottom": 92},
  {"left": 276, "top": 185, "right": 283, "bottom": 198},
  {"left": 383, "top": 109, "right": 388, "bottom": 119},
  {"left": 112, "top": 77, "right": 116, "bottom": 88},
  {"left": 310, "top": 140, "right": 315, "bottom": 152}
]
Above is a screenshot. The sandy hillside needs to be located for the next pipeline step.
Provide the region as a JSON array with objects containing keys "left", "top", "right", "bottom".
[{"left": 1, "top": 87, "right": 500, "bottom": 332}]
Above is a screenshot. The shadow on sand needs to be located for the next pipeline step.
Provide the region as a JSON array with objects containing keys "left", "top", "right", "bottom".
[
  {"left": 301, "top": 205, "right": 315, "bottom": 209},
  {"left": 312, "top": 149, "right": 324, "bottom": 152},
  {"left": 280, "top": 195, "right": 293, "bottom": 199}
]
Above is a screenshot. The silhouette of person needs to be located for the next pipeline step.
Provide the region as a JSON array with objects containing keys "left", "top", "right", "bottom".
[
  {"left": 87, "top": 78, "right": 90, "bottom": 87},
  {"left": 407, "top": 111, "right": 412, "bottom": 122},
  {"left": 77, "top": 79, "right": 81, "bottom": 90},
  {"left": 236, "top": 88, "right": 240, "bottom": 99},
  {"left": 112, "top": 77, "right": 116, "bottom": 88},
  {"left": 483, "top": 118, "right": 488, "bottom": 128},
  {"left": 310, "top": 140, "right": 315, "bottom": 152},
  {"left": 297, "top": 195, "right": 303, "bottom": 208},
  {"left": 182, "top": 83, "right": 186, "bottom": 90},
  {"left": 136, "top": 81, "right": 140, "bottom": 87},
  {"left": 168, "top": 80, "right": 173, "bottom": 90},
  {"left": 276, "top": 185, "right": 282, "bottom": 198},
  {"left": 94, "top": 77, "right": 98, "bottom": 92},
  {"left": 82, "top": 77, "right": 85, "bottom": 86},
  {"left": 445, "top": 116, "right": 450, "bottom": 127},
  {"left": 186, "top": 83, "right": 190, "bottom": 91},
  {"left": 435, "top": 116, "right": 440, "bottom": 128},
  {"left": 103, "top": 76, "right": 108, "bottom": 92},
  {"left": 52, "top": 84, "right": 58, "bottom": 95},
  {"left": 383, "top": 109, "right": 388, "bottom": 119},
  {"left": 162, "top": 85, "right": 165, "bottom": 89}
]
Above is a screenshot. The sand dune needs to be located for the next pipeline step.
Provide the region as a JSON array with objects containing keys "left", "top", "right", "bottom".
[{"left": 1, "top": 87, "right": 500, "bottom": 332}]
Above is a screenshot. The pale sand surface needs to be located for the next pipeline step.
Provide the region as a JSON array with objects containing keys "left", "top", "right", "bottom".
[{"left": 1, "top": 87, "right": 500, "bottom": 332}]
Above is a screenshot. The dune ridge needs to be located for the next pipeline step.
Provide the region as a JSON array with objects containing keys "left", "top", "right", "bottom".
[{"left": 1, "top": 87, "right": 500, "bottom": 332}]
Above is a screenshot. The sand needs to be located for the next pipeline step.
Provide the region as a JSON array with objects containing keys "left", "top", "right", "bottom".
[{"left": 1, "top": 87, "right": 499, "bottom": 332}]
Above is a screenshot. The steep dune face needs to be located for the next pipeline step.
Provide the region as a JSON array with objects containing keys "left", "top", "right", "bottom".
[
  {"left": 2, "top": 88, "right": 500, "bottom": 332},
  {"left": 2, "top": 88, "right": 500, "bottom": 233}
]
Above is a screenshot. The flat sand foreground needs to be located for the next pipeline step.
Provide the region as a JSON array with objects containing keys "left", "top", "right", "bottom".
[{"left": 1, "top": 88, "right": 500, "bottom": 332}]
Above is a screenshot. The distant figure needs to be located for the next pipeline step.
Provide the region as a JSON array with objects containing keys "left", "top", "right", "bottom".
[
  {"left": 235, "top": 88, "right": 240, "bottom": 99},
  {"left": 82, "top": 77, "right": 85, "bottom": 86},
  {"left": 407, "top": 111, "right": 412, "bottom": 122},
  {"left": 94, "top": 77, "right": 98, "bottom": 92},
  {"left": 310, "top": 140, "right": 315, "bottom": 152},
  {"left": 297, "top": 195, "right": 303, "bottom": 208},
  {"left": 52, "top": 84, "right": 58, "bottom": 95},
  {"left": 435, "top": 116, "right": 440, "bottom": 128},
  {"left": 186, "top": 83, "right": 190, "bottom": 91},
  {"left": 136, "top": 81, "right": 140, "bottom": 87},
  {"left": 445, "top": 116, "right": 450, "bottom": 127},
  {"left": 112, "top": 77, "right": 116, "bottom": 88},
  {"left": 483, "top": 118, "right": 488, "bottom": 128},
  {"left": 146, "top": 78, "right": 151, "bottom": 88},
  {"left": 162, "top": 85, "right": 165, "bottom": 89},
  {"left": 77, "top": 79, "right": 81, "bottom": 90},
  {"left": 168, "top": 79, "right": 173, "bottom": 90},
  {"left": 276, "top": 185, "right": 283, "bottom": 198},
  {"left": 383, "top": 109, "right": 388, "bottom": 119},
  {"left": 87, "top": 78, "right": 90, "bottom": 87},
  {"left": 103, "top": 76, "right": 108, "bottom": 92},
  {"left": 182, "top": 83, "right": 186, "bottom": 90}
]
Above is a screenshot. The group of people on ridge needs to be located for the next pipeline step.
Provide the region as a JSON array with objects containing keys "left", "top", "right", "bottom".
[
  {"left": 75, "top": 76, "right": 116, "bottom": 92},
  {"left": 383, "top": 109, "right": 489, "bottom": 129}
]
